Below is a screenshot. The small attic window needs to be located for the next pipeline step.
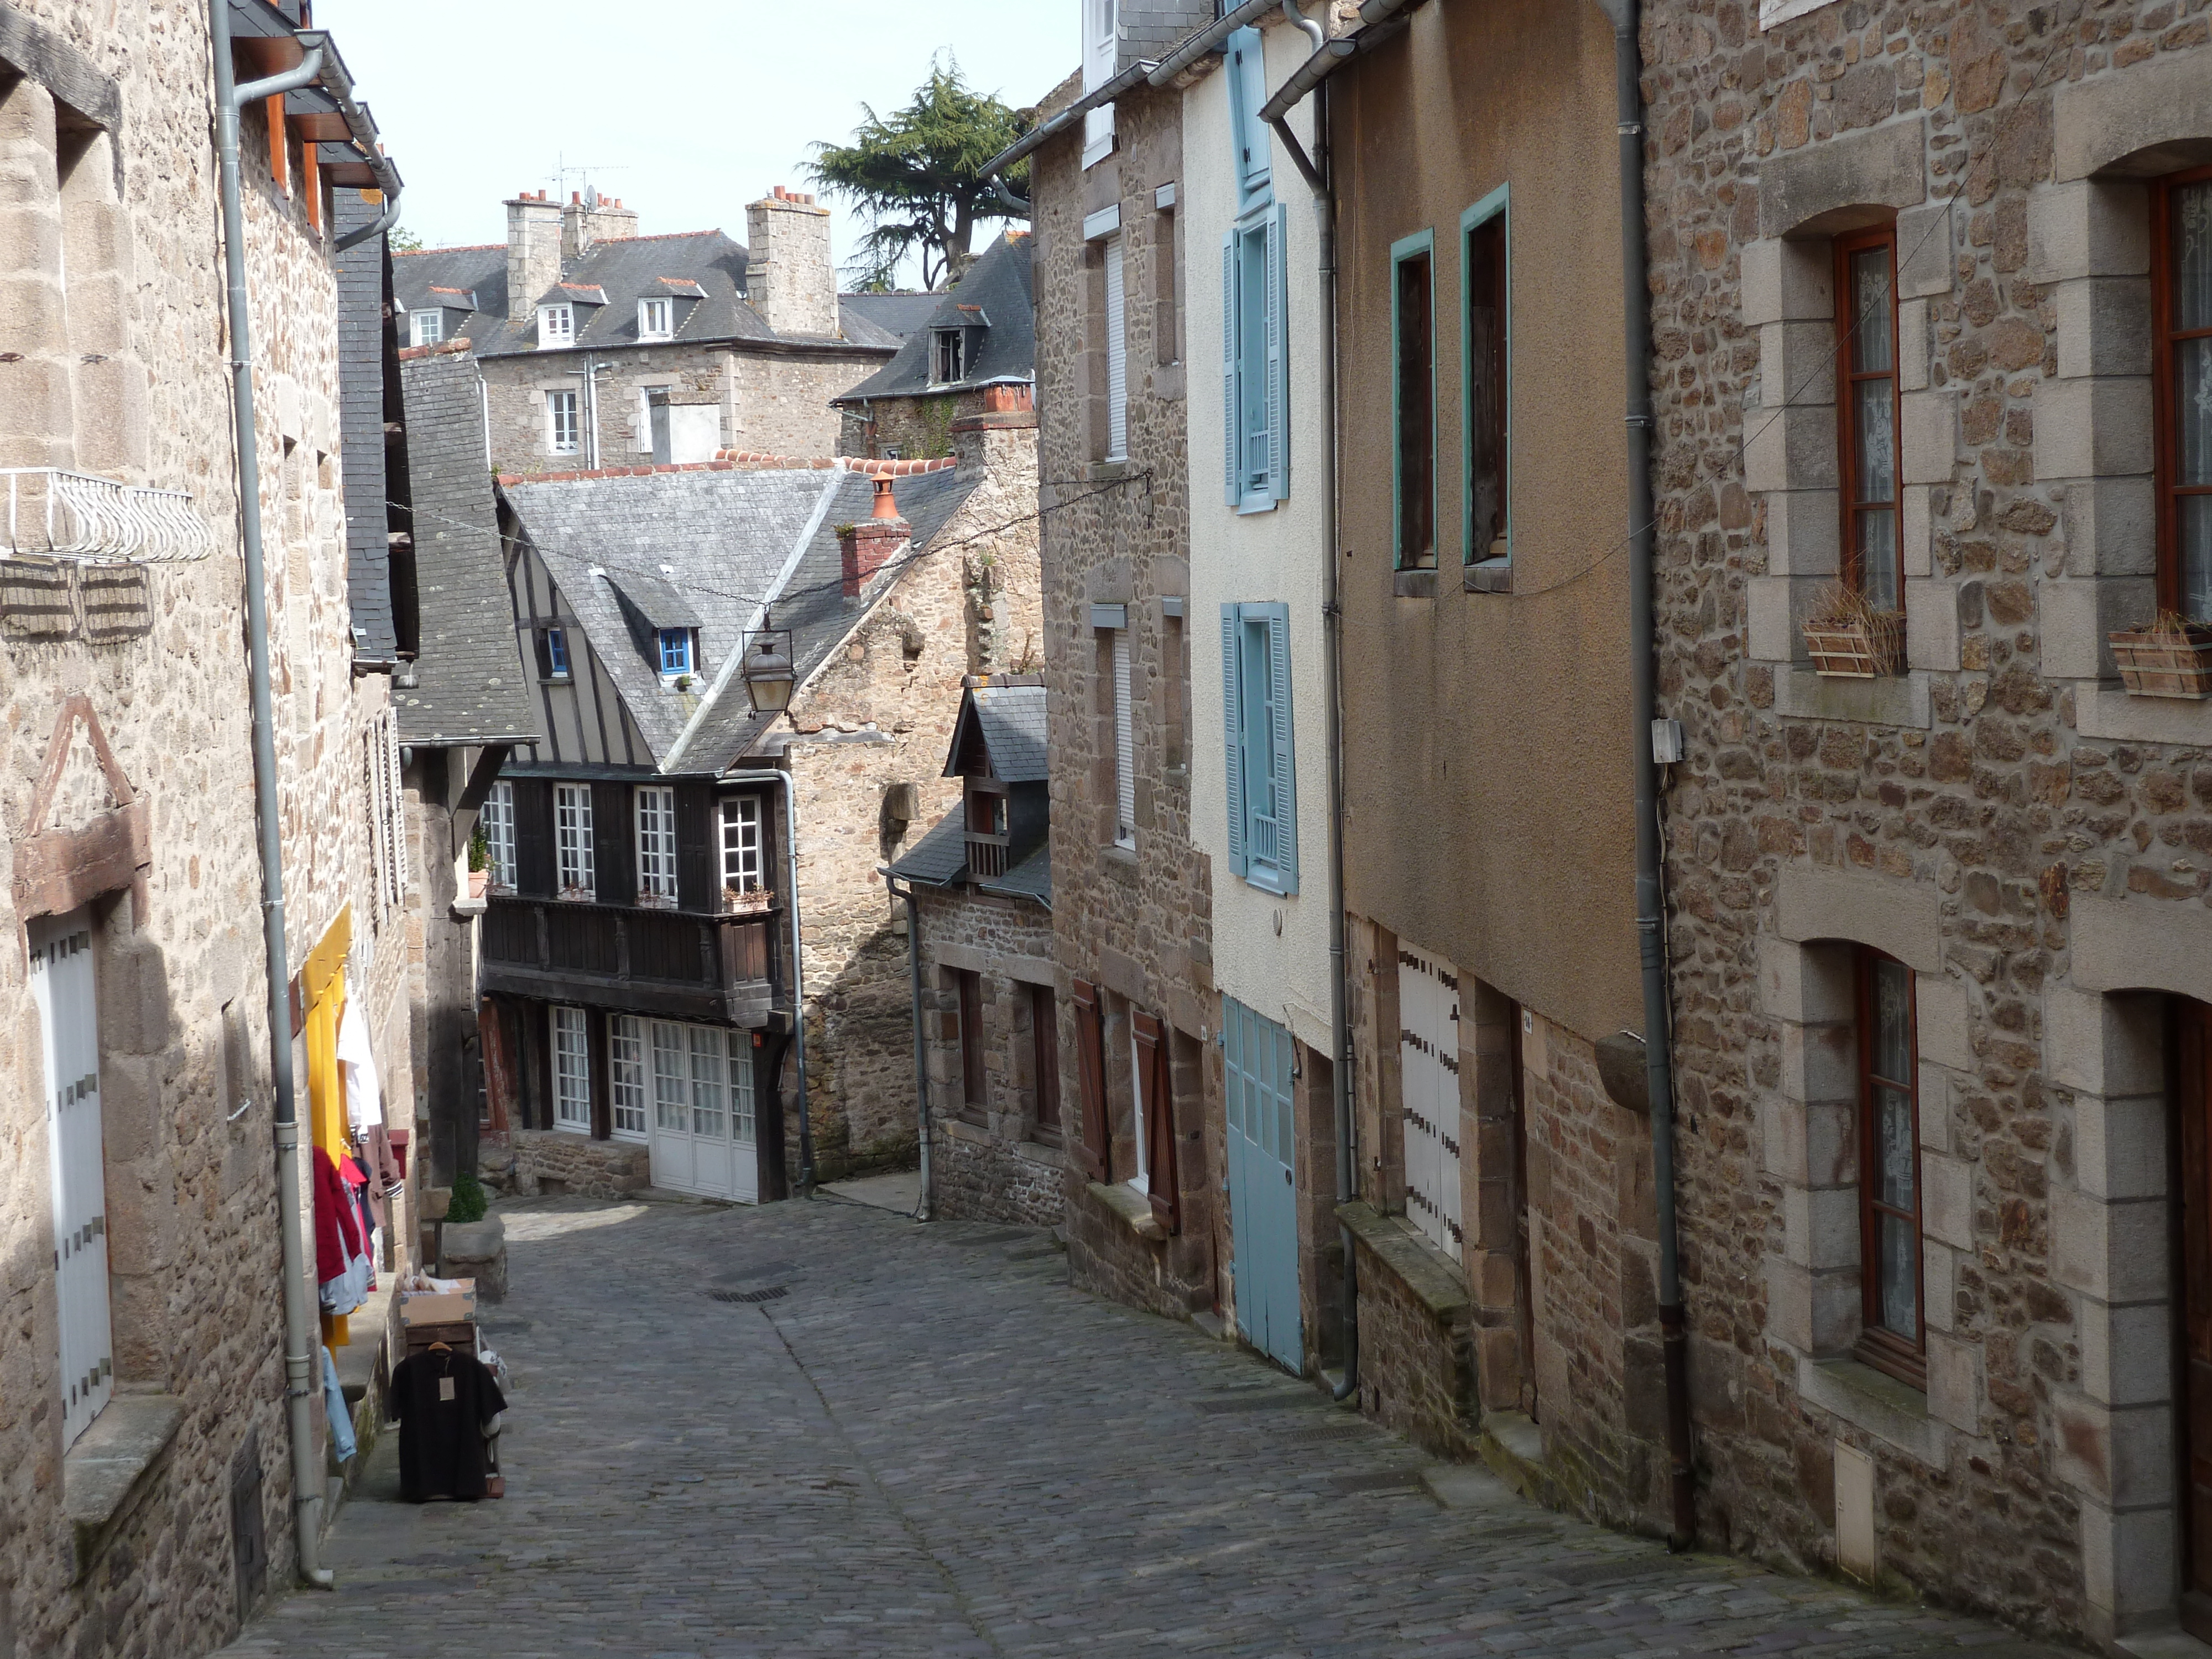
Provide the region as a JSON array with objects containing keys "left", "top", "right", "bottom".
[
  {"left": 538, "top": 303, "right": 574, "bottom": 349},
  {"left": 409, "top": 309, "right": 444, "bottom": 348},
  {"left": 639, "top": 297, "right": 673, "bottom": 341},
  {"left": 932, "top": 328, "right": 965, "bottom": 385},
  {"left": 658, "top": 628, "right": 696, "bottom": 677}
]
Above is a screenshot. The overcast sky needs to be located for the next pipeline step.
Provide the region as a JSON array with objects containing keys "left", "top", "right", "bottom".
[{"left": 314, "top": 2, "right": 1076, "bottom": 288}]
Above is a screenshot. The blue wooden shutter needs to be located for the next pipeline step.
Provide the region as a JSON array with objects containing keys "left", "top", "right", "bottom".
[
  {"left": 1228, "top": 27, "right": 1271, "bottom": 199},
  {"left": 1219, "top": 604, "right": 1246, "bottom": 878},
  {"left": 1222, "top": 232, "right": 1240, "bottom": 505},
  {"left": 1265, "top": 202, "right": 1289, "bottom": 502},
  {"left": 1265, "top": 608, "right": 1297, "bottom": 891}
]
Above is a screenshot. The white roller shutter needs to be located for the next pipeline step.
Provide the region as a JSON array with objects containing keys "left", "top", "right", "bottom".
[
  {"left": 1104, "top": 237, "right": 1128, "bottom": 462},
  {"left": 35, "top": 911, "right": 111, "bottom": 1447},
  {"left": 1113, "top": 627, "right": 1135, "bottom": 847}
]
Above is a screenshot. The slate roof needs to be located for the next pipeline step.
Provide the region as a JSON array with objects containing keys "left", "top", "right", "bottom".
[
  {"left": 675, "top": 465, "right": 978, "bottom": 774},
  {"left": 834, "top": 232, "right": 1037, "bottom": 405},
  {"left": 335, "top": 191, "right": 398, "bottom": 664},
  {"left": 499, "top": 468, "right": 841, "bottom": 766},
  {"left": 393, "top": 229, "right": 915, "bottom": 358},
  {"left": 943, "top": 681, "right": 1048, "bottom": 781},
  {"left": 392, "top": 357, "right": 542, "bottom": 745},
  {"left": 888, "top": 810, "right": 1051, "bottom": 909}
]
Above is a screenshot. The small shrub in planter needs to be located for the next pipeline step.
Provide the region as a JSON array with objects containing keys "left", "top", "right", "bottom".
[
  {"left": 1801, "top": 583, "right": 1905, "bottom": 678},
  {"left": 446, "top": 1172, "right": 488, "bottom": 1225},
  {"left": 2109, "top": 611, "right": 2212, "bottom": 700}
]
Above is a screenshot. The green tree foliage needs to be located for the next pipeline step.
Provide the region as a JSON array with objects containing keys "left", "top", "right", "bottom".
[
  {"left": 808, "top": 56, "right": 1030, "bottom": 292},
  {"left": 387, "top": 224, "right": 425, "bottom": 253}
]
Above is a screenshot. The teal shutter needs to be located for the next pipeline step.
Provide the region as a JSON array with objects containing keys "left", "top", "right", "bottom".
[
  {"left": 1266, "top": 609, "right": 1297, "bottom": 892},
  {"left": 1265, "top": 202, "right": 1289, "bottom": 502},
  {"left": 1223, "top": 232, "right": 1240, "bottom": 505},
  {"left": 1220, "top": 605, "right": 1247, "bottom": 878},
  {"left": 1228, "top": 28, "right": 1270, "bottom": 198}
]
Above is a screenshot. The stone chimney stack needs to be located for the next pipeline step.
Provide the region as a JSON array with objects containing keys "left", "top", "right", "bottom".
[
  {"left": 840, "top": 474, "right": 909, "bottom": 596},
  {"left": 744, "top": 186, "right": 839, "bottom": 339},
  {"left": 505, "top": 189, "right": 562, "bottom": 325},
  {"left": 562, "top": 189, "right": 639, "bottom": 260}
]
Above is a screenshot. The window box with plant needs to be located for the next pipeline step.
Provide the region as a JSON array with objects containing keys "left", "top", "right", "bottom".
[
  {"left": 721, "top": 885, "right": 774, "bottom": 915},
  {"left": 1802, "top": 583, "right": 1905, "bottom": 679},
  {"left": 2110, "top": 612, "right": 2212, "bottom": 699}
]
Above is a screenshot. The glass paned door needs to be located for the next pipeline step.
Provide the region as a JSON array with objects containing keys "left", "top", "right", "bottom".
[{"left": 645, "top": 1019, "right": 758, "bottom": 1203}]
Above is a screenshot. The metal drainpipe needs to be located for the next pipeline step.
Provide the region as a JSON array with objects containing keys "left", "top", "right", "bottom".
[
  {"left": 884, "top": 871, "right": 932, "bottom": 1220},
  {"left": 209, "top": 0, "right": 340, "bottom": 1591},
  {"left": 1609, "top": 0, "right": 1696, "bottom": 1550},
  {"left": 763, "top": 768, "right": 815, "bottom": 1195},
  {"left": 1265, "top": 28, "right": 1358, "bottom": 1404}
]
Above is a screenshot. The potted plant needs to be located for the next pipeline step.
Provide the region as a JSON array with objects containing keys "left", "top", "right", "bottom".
[
  {"left": 467, "top": 825, "right": 491, "bottom": 898},
  {"left": 1801, "top": 583, "right": 1906, "bottom": 678},
  {"left": 2109, "top": 611, "right": 2212, "bottom": 700},
  {"left": 723, "top": 885, "right": 774, "bottom": 915}
]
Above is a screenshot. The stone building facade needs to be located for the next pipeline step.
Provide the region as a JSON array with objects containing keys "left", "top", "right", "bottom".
[
  {"left": 392, "top": 187, "right": 924, "bottom": 478},
  {"left": 1640, "top": 0, "right": 2212, "bottom": 1647},
  {"left": 1026, "top": 43, "right": 1223, "bottom": 1325},
  {"left": 0, "top": 4, "right": 419, "bottom": 1655},
  {"left": 890, "top": 677, "right": 1061, "bottom": 1226}
]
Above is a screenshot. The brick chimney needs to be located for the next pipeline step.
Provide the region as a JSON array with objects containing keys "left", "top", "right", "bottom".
[
  {"left": 562, "top": 189, "right": 639, "bottom": 260},
  {"left": 744, "top": 186, "right": 839, "bottom": 339},
  {"left": 840, "top": 474, "right": 908, "bottom": 597},
  {"left": 505, "top": 189, "right": 562, "bottom": 325}
]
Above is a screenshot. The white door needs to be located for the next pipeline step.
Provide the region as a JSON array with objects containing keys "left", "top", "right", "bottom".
[
  {"left": 1399, "top": 946, "right": 1463, "bottom": 1261},
  {"left": 646, "top": 1020, "right": 758, "bottom": 1203},
  {"left": 33, "top": 910, "right": 111, "bottom": 1446}
]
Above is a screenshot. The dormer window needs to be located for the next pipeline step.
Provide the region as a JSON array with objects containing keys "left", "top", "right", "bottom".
[
  {"left": 639, "top": 297, "right": 673, "bottom": 341},
  {"left": 538, "top": 303, "right": 574, "bottom": 349},
  {"left": 932, "top": 328, "right": 966, "bottom": 385},
  {"left": 409, "top": 308, "right": 444, "bottom": 348},
  {"left": 658, "top": 628, "right": 696, "bottom": 678}
]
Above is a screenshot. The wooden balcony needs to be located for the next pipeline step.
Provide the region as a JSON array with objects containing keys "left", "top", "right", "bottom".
[
  {"left": 966, "top": 831, "right": 1009, "bottom": 878},
  {"left": 478, "top": 895, "right": 779, "bottom": 1026}
]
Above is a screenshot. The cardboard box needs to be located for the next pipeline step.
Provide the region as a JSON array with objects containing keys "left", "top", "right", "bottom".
[{"left": 399, "top": 1280, "right": 476, "bottom": 1326}]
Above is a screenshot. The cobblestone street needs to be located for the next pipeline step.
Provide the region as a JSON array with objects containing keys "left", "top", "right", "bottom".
[{"left": 218, "top": 1197, "right": 2069, "bottom": 1658}]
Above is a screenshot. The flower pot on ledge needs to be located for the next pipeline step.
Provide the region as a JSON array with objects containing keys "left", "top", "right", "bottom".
[
  {"left": 1802, "top": 613, "right": 1905, "bottom": 679},
  {"left": 468, "top": 869, "right": 489, "bottom": 899},
  {"left": 722, "top": 887, "right": 774, "bottom": 915},
  {"left": 2110, "top": 622, "right": 2212, "bottom": 700}
]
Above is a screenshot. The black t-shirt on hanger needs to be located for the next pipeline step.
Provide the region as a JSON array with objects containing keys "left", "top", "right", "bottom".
[{"left": 389, "top": 1348, "right": 506, "bottom": 1501}]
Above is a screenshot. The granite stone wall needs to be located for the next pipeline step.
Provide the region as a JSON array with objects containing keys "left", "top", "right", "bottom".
[
  {"left": 0, "top": 6, "right": 420, "bottom": 1655},
  {"left": 1642, "top": 1, "right": 2212, "bottom": 1641}
]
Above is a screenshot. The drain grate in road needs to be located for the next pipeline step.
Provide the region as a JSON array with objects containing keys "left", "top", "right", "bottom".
[
  {"left": 946, "top": 1229, "right": 1031, "bottom": 1246},
  {"left": 1286, "top": 1425, "right": 1367, "bottom": 1444},
  {"left": 708, "top": 1285, "right": 789, "bottom": 1304}
]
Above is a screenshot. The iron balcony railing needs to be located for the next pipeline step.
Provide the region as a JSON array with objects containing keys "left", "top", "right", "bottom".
[{"left": 1, "top": 469, "right": 215, "bottom": 564}]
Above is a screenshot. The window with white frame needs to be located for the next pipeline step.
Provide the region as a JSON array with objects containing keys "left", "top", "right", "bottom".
[
  {"left": 538, "top": 302, "right": 574, "bottom": 348},
  {"left": 1082, "top": 0, "right": 1117, "bottom": 168},
  {"left": 635, "top": 785, "right": 678, "bottom": 906},
  {"left": 551, "top": 1005, "right": 591, "bottom": 1132},
  {"left": 480, "top": 779, "right": 517, "bottom": 893},
  {"left": 555, "top": 782, "right": 595, "bottom": 897},
  {"left": 638, "top": 296, "right": 673, "bottom": 340},
  {"left": 608, "top": 1014, "right": 648, "bottom": 1140},
  {"left": 721, "top": 795, "right": 764, "bottom": 895},
  {"left": 364, "top": 705, "right": 408, "bottom": 926},
  {"left": 409, "top": 308, "right": 444, "bottom": 348},
  {"left": 34, "top": 912, "right": 111, "bottom": 1448},
  {"left": 1220, "top": 602, "right": 1297, "bottom": 894},
  {"left": 635, "top": 383, "right": 674, "bottom": 453},
  {"left": 546, "top": 389, "right": 580, "bottom": 454}
]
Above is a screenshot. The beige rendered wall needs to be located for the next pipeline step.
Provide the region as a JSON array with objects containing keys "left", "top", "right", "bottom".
[
  {"left": 1334, "top": 0, "right": 1641, "bottom": 1044},
  {"left": 1186, "top": 20, "right": 1335, "bottom": 1056}
]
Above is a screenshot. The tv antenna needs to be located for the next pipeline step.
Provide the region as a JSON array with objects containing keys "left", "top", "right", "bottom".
[{"left": 546, "top": 154, "right": 632, "bottom": 205}]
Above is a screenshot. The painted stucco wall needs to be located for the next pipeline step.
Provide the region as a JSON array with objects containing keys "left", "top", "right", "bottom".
[
  {"left": 1333, "top": 0, "right": 1642, "bottom": 1045},
  {"left": 1185, "top": 19, "right": 1336, "bottom": 1057}
]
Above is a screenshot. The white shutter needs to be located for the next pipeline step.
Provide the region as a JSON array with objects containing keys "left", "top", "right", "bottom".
[
  {"left": 1399, "top": 948, "right": 1463, "bottom": 1262},
  {"left": 384, "top": 709, "right": 408, "bottom": 906},
  {"left": 1104, "top": 237, "right": 1128, "bottom": 462},
  {"left": 36, "top": 914, "right": 111, "bottom": 1447},
  {"left": 1265, "top": 202, "right": 1290, "bottom": 501},
  {"left": 1113, "top": 627, "right": 1135, "bottom": 846},
  {"left": 1083, "top": 0, "right": 1118, "bottom": 164}
]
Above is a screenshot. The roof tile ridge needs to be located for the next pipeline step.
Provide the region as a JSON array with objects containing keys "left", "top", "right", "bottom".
[
  {"left": 495, "top": 458, "right": 745, "bottom": 487},
  {"left": 399, "top": 242, "right": 504, "bottom": 255},
  {"left": 713, "top": 450, "right": 954, "bottom": 476}
]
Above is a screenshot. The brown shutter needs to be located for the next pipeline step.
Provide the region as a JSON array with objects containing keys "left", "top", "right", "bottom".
[
  {"left": 1072, "top": 978, "right": 1109, "bottom": 1183},
  {"left": 513, "top": 779, "right": 555, "bottom": 898},
  {"left": 1135, "top": 1011, "right": 1180, "bottom": 1234},
  {"left": 676, "top": 783, "right": 716, "bottom": 911},
  {"left": 592, "top": 781, "right": 633, "bottom": 908}
]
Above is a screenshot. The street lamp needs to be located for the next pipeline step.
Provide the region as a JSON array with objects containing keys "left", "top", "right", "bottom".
[{"left": 740, "top": 628, "right": 795, "bottom": 714}]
